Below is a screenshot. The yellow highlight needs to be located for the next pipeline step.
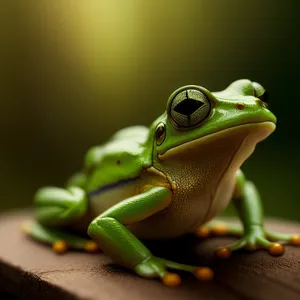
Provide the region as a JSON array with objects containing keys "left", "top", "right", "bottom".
[
  {"left": 162, "top": 273, "right": 181, "bottom": 287},
  {"left": 194, "top": 267, "right": 214, "bottom": 281},
  {"left": 52, "top": 240, "right": 68, "bottom": 254}
]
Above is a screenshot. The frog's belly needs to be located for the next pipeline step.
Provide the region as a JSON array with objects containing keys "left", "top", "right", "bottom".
[
  {"left": 87, "top": 176, "right": 232, "bottom": 240},
  {"left": 87, "top": 170, "right": 235, "bottom": 240},
  {"left": 128, "top": 170, "right": 236, "bottom": 240}
]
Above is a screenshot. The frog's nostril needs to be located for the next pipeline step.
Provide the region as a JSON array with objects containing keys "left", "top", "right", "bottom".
[{"left": 236, "top": 103, "right": 245, "bottom": 110}]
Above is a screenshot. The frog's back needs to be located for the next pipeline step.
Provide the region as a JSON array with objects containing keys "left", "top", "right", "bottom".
[{"left": 85, "top": 126, "right": 151, "bottom": 193}]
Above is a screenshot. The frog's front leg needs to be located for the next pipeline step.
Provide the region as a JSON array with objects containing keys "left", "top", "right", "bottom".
[
  {"left": 198, "top": 170, "right": 300, "bottom": 258},
  {"left": 88, "top": 186, "right": 214, "bottom": 286}
]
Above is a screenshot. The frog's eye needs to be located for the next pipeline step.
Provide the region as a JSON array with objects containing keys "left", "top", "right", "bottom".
[
  {"left": 155, "top": 122, "right": 166, "bottom": 145},
  {"left": 252, "top": 82, "right": 268, "bottom": 104},
  {"left": 169, "top": 89, "right": 211, "bottom": 128}
]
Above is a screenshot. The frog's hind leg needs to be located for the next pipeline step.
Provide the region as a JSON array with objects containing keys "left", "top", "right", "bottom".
[
  {"left": 22, "top": 221, "right": 99, "bottom": 253},
  {"left": 34, "top": 186, "right": 88, "bottom": 226},
  {"left": 22, "top": 186, "right": 99, "bottom": 253},
  {"left": 195, "top": 170, "right": 300, "bottom": 258}
]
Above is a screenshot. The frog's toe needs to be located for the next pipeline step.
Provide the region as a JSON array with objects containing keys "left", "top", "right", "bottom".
[
  {"left": 266, "top": 230, "right": 300, "bottom": 244},
  {"left": 135, "top": 256, "right": 214, "bottom": 285},
  {"left": 162, "top": 273, "right": 182, "bottom": 286},
  {"left": 52, "top": 240, "right": 68, "bottom": 254},
  {"left": 215, "top": 247, "right": 233, "bottom": 259},
  {"left": 84, "top": 241, "right": 101, "bottom": 253},
  {"left": 291, "top": 234, "right": 300, "bottom": 246},
  {"left": 210, "top": 222, "right": 229, "bottom": 236},
  {"left": 265, "top": 230, "right": 300, "bottom": 250},
  {"left": 195, "top": 226, "right": 211, "bottom": 238},
  {"left": 156, "top": 257, "right": 214, "bottom": 283},
  {"left": 267, "top": 243, "right": 285, "bottom": 256},
  {"left": 215, "top": 237, "right": 257, "bottom": 258},
  {"left": 215, "top": 234, "right": 286, "bottom": 258},
  {"left": 195, "top": 222, "right": 228, "bottom": 238},
  {"left": 194, "top": 267, "right": 214, "bottom": 281},
  {"left": 256, "top": 237, "right": 285, "bottom": 256},
  {"left": 195, "top": 221, "right": 243, "bottom": 239}
]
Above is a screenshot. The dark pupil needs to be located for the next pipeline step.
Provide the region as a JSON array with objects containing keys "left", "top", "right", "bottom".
[{"left": 174, "top": 98, "right": 203, "bottom": 115}]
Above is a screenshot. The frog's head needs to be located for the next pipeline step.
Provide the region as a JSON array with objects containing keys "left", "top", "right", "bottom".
[{"left": 149, "top": 79, "right": 276, "bottom": 172}]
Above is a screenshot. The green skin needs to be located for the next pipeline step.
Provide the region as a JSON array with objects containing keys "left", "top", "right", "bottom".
[{"left": 24, "top": 79, "right": 298, "bottom": 283}]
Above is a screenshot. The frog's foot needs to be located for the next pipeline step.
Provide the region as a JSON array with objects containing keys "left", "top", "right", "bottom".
[
  {"left": 213, "top": 225, "right": 299, "bottom": 259},
  {"left": 134, "top": 256, "right": 214, "bottom": 287},
  {"left": 195, "top": 222, "right": 300, "bottom": 258},
  {"left": 22, "top": 221, "right": 100, "bottom": 254}
]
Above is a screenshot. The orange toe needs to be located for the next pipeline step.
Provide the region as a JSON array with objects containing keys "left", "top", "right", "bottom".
[
  {"left": 291, "top": 235, "right": 300, "bottom": 246},
  {"left": 84, "top": 241, "right": 100, "bottom": 253},
  {"left": 211, "top": 224, "right": 228, "bottom": 236},
  {"left": 162, "top": 273, "right": 181, "bottom": 287},
  {"left": 195, "top": 227, "right": 210, "bottom": 238},
  {"left": 268, "top": 243, "right": 284, "bottom": 256},
  {"left": 52, "top": 240, "right": 68, "bottom": 254},
  {"left": 215, "top": 247, "right": 232, "bottom": 259},
  {"left": 194, "top": 267, "right": 214, "bottom": 281}
]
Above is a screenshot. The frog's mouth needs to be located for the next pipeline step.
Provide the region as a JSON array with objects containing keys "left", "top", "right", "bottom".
[{"left": 158, "top": 121, "right": 275, "bottom": 160}]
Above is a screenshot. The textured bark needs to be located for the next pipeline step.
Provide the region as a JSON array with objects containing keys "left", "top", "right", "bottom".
[{"left": 0, "top": 211, "right": 299, "bottom": 300}]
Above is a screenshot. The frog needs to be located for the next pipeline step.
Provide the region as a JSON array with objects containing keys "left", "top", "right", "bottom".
[{"left": 23, "top": 79, "right": 300, "bottom": 286}]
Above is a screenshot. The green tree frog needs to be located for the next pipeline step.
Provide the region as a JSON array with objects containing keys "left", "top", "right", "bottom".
[{"left": 23, "top": 79, "right": 300, "bottom": 286}]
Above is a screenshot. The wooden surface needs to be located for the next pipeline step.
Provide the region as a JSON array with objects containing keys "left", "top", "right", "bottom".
[{"left": 0, "top": 211, "right": 300, "bottom": 300}]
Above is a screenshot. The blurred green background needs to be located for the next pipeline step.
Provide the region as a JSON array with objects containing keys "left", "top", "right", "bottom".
[{"left": 1, "top": 0, "right": 299, "bottom": 221}]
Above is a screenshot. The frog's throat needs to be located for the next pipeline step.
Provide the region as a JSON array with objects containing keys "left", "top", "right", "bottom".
[
  {"left": 201, "top": 122, "right": 275, "bottom": 224},
  {"left": 157, "top": 121, "right": 276, "bottom": 160},
  {"left": 200, "top": 135, "right": 244, "bottom": 225}
]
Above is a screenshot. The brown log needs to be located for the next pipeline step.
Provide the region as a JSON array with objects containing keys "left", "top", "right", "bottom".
[{"left": 0, "top": 211, "right": 299, "bottom": 300}]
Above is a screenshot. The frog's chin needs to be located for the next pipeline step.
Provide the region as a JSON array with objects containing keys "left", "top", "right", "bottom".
[{"left": 158, "top": 121, "right": 276, "bottom": 161}]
